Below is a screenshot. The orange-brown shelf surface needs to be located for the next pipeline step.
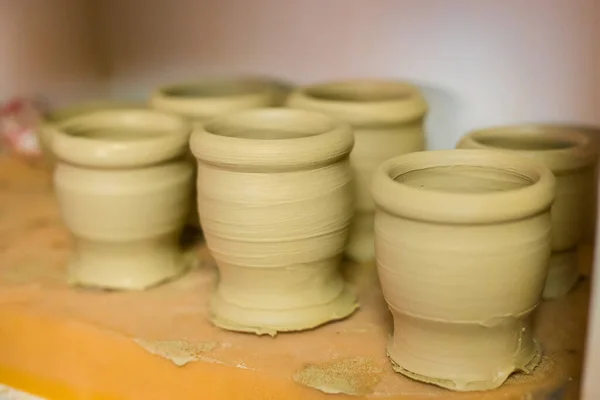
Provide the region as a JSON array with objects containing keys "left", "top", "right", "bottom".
[{"left": 0, "top": 157, "right": 591, "bottom": 399}]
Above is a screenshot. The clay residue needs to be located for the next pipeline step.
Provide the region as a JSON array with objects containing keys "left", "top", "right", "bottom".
[
  {"left": 134, "top": 339, "right": 217, "bottom": 367},
  {"left": 293, "top": 357, "right": 383, "bottom": 395},
  {"left": 505, "top": 355, "right": 555, "bottom": 385}
]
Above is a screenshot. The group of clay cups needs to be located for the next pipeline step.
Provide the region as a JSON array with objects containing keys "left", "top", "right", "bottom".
[{"left": 43, "top": 76, "right": 598, "bottom": 392}]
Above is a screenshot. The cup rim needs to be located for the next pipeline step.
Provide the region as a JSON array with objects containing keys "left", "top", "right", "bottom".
[
  {"left": 190, "top": 108, "right": 354, "bottom": 171},
  {"left": 372, "top": 149, "right": 556, "bottom": 224},
  {"left": 44, "top": 100, "right": 145, "bottom": 123},
  {"left": 51, "top": 109, "right": 191, "bottom": 168},
  {"left": 287, "top": 79, "right": 428, "bottom": 127},
  {"left": 150, "top": 76, "right": 284, "bottom": 121},
  {"left": 457, "top": 124, "right": 598, "bottom": 173}
]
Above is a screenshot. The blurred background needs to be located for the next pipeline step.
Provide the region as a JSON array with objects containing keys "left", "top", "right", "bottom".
[{"left": 1, "top": 0, "right": 598, "bottom": 151}]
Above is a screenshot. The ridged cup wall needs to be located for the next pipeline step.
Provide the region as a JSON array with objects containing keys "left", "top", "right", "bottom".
[
  {"left": 190, "top": 108, "right": 358, "bottom": 335},
  {"left": 151, "top": 76, "right": 293, "bottom": 228},
  {"left": 372, "top": 149, "right": 555, "bottom": 391},
  {"left": 287, "top": 79, "right": 427, "bottom": 266}
]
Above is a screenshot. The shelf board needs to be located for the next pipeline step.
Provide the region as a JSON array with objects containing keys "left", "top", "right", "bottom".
[{"left": 0, "top": 157, "right": 590, "bottom": 400}]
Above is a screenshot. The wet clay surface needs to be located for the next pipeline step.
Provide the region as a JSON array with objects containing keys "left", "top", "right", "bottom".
[{"left": 0, "top": 157, "right": 590, "bottom": 399}]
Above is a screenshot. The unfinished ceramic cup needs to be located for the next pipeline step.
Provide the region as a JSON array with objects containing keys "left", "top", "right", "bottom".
[
  {"left": 372, "top": 149, "right": 555, "bottom": 391},
  {"left": 190, "top": 108, "right": 358, "bottom": 335},
  {"left": 458, "top": 125, "right": 598, "bottom": 299},
  {"left": 52, "top": 109, "right": 193, "bottom": 290},
  {"left": 150, "top": 76, "right": 293, "bottom": 125},
  {"left": 287, "top": 79, "right": 427, "bottom": 264},
  {"left": 548, "top": 124, "right": 600, "bottom": 243},
  {"left": 151, "top": 76, "right": 292, "bottom": 228},
  {"left": 38, "top": 100, "right": 144, "bottom": 167}
]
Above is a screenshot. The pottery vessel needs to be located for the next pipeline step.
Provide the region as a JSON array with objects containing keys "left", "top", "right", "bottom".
[
  {"left": 52, "top": 109, "right": 193, "bottom": 290},
  {"left": 548, "top": 124, "right": 600, "bottom": 243},
  {"left": 287, "top": 79, "right": 427, "bottom": 264},
  {"left": 150, "top": 76, "right": 293, "bottom": 125},
  {"left": 39, "top": 100, "right": 144, "bottom": 166},
  {"left": 580, "top": 127, "right": 600, "bottom": 243},
  {"left": 372, "top": 149, "right": 555, "bottom": 391},
  {"left": 190, "top": 108, "right": 358, "bottom": 335},
  {"left": 151, "top": 76, "right": 292, "bottom": 228},
  {"left": 457, "top": 125, "right": 598, "bottom": 299}
]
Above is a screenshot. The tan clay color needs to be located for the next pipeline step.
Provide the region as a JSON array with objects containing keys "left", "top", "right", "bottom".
[
  {"left": 38, "top": 100, "right": 145, "bottom": 166},
  {"left": 546, "top": 124, "right": 600, "bottom": 243},
  {"left": 150, "top": 76, "right": 292, "bottom": 125},
  {"left": 52, "top": 109, "right": 194, "bottom": 290},
  {"left": 457, "top": 125, "right": 598, "bottom": 299},
  {"left": 580, "top": 127, "right": 599, "bottom": 242},
  {"left": 190, "top": 108, "right": 358, "bottom": 335},
  {"left": 150, "top": 76, "right": 292, "bottom": 228},
  {"left": 371, "top": 149, "right": 556, "bottom": 391},
  {"left": 286, "top": 79, "right": 427, "bottom": 264}
]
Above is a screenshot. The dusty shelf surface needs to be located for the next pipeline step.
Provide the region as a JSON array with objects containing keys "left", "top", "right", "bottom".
[{"left": 0, "top": 157, "right": 591, "bottom": 400}]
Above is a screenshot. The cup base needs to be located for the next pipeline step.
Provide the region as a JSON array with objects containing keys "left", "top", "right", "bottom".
[
  {"left": 68, "top": 237, "right": 193, "bottom": 291},
  {"left": 385, "top": 309, "right": 541, "bottom": 391},
  {"left": 542, "top": 250, "right": 579, "bottom": 300},
  {"left": 387, "top": 339, "right": 541, "bottom": 392},
  {"left": 209, "top": 285, "right": 359, "bottom": 336},
  {"left": 69, "top": 257, "right": 190, "bottom": 291}
]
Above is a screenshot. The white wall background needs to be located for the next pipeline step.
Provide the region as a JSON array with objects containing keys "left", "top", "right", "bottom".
[
  {"left": 1, "top": 0, "right": 600, "bottom": 397},
  {"left": 1, "top": 0, "right": 599, "bottom": 149},
  {"left": 98, "top": 0, "right": 600, "bottom": 149}
]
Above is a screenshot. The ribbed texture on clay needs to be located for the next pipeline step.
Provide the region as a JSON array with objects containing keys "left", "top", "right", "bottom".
[
  {"left": 372, "top": 149, "right": 556, "bottom": 391},
  {"left": 458, "top": 125, "right": 598, "bottom": 298},
  {"left": 287, "top": 79, "right": 427, "bottom": 264},
  {"left": 150, "top": 76, "right": 292, "bottom": 229},
  {"left": 191, "top": 108, "right": 358, "bottom": 335}
]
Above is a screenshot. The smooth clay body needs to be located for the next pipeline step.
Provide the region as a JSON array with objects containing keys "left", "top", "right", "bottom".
[
  {"left": 190, "top": 108, "right": 358, "bottom": 335},
  {"left": 372, "top": 150, "right": 556, "bottom": 391},
  {"left": 458, "top": 125, "right": 598, "bottom": 299},
  {"left": 52, "top": 110, "right": 193, "bottom": 290},
  {"left": 151, "top": 76, "right": 292, "bottom": 228},
  {"left": 287, "top": 79, "right": 427, "bottom": 264}
]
